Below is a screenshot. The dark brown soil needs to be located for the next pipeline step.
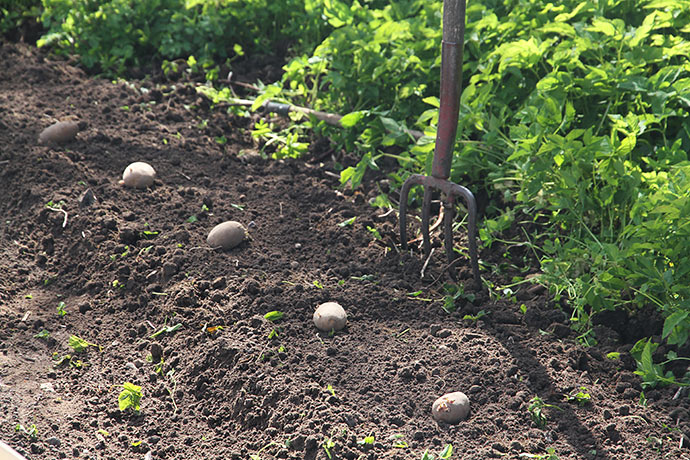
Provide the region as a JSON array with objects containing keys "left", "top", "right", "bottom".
[{"left": 1, "top": 41, "right": 689, "bottom": 460}]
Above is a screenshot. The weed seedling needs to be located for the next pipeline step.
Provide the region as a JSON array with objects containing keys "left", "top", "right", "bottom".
[
  {"left": 57, "top": 301, "right": 67, "bottom": 316},
  {"left": 462, "top": 310, "right": 487, "bottom": 322},
  {"left": 338, "top": 216, "right": 356, "bottom": 227},
  {"left": 69, "top": 335, "right": 101, "bottom": 353},
  {"left": 322, "top": 438, "right": 336, "bottom": 459},
  {"left": 34, "top": 330, "right": 51, "bottom": 339},
  {"left": 528, "top": 396, "right": 561, "bottom": 428},
  {"left": 264, "top": 311, "right": 284, "bottom": 322},
  {"left": 442, "top": 283, "right": 475, "bottom": 313},
  {"left": 390, "top": 434, "right": 409, "bottom": 448},
  {"left": 566, "top": 387, "right": 592, "bottom": 406},
  {"left": 112, "top": 279, "right": 125, "bottom": 289},
  {"left": 518, "top": 447, "right": 559, "bottom": 459},
  {"left": 421, "top": 443, "right": 453, "bottom": 460},
  {"left": 14, "top": 423, "right": 38, "bottom": 439},
  {"left": 357, "top": 434, "right": 375, "bottom": 446},
  {"left": 150, "top": 322, "right": 183, "bottom": 338},
  {"left": 118, "top": 382, "right": 142, "bottom": 412}
]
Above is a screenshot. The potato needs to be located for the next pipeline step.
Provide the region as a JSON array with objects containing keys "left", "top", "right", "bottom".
[
  {"left": 207, "top": 221, "right": 246, "bottom": 250},
  {"left": 121, "top": 162, "right": 156, "bottom": 188},
  {"left": 431, "top": 391, "right": 470, "bottom": 423},
  {"left": 313, "top": 302, "right": 347, "bottom": 332},
  {"left": 39, "top": 121, "right": 79, "bottom": 144}
]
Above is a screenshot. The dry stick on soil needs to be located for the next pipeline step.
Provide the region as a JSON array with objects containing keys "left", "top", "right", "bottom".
[
  {"left": 420, "top": 247, "right": 436, "bottom": 279},
  {"left": 407, "top": 206, "right": 445, "bottom": 247},
  {"left": 46, "top": 204, "right": 68, "bottom": 228}
]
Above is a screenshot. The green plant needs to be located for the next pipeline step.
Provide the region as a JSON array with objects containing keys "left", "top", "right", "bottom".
[
  {"left": 630, "top": 338, "right": 690, "bottom": 389},
  {"left": 442, "top": 283, "right": 475, "bottom": 313},
  {"left": 0, "top": 0, "right": 41, "bottom": 37},
  {"left": 322, "top": 437, "right": 336, "bottom": 459},
  {"left": 264, "top": 311, "right": 284, "bottom": 322},
  {"left": 118, "top": 382, "right": 142, "bottom": 412},
  {"left": 566, "top": 387, "right": 592, "bottom": 406},
  {"left": 357, "top": 434, "right": 375, "bottom": 446},
  {"left": 150, "top": 322, "right": 183, "bottom": 338},
  {"left": 34, "top": 330, "right": 51, "bottom": 339},
  {"left": 56, "top": 301, "right": 67, "bottom": 316},
  {"left": 519, "top": 447, "right": 559, "bottom": 460},
  {"left": 528, "top": 396, "right": 561, "bottom": 428},
  {"left": 14, "top": 423, "right": 38, "bottom": 439},
  {"left": 38, "top": 0, "right": 326, "bottom": 76},
  {"left": 68, "top": 334, "right": 101, "bottom": 352},
  {"left": 421, "top": 443, "right": 453, "bottom": 460}
]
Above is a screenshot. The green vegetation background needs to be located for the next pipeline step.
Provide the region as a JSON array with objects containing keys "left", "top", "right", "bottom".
[{"left": 3, "top": 0, "right": 690, "bottom": 387}]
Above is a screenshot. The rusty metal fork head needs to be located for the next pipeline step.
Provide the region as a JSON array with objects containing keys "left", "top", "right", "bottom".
[
  {"left": 399, "top": 175, "right": 480, "bottom": 288},
  {"left": 398, "top": 0, "right": 480, "bottom": 288}
]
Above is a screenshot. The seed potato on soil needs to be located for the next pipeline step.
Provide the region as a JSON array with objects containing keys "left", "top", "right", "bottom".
[
  {"left": 38, "top": 120, "right": 78, "bottom": 144},
  {"left": 120, "top": 161, "right": 156, "bottom": 188},
  {"left": 207, "top": 221, "right": 246, "bottom": 250},
  {"left": 432, "top": 391, "right": 470, "bottom": 424},
  {"left": 313, "top": 302, "right": 347, "bottom": 331}
]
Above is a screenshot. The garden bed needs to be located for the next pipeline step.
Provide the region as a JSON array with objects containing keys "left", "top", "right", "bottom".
[{"left": 1, "top": 42, "right": 688, "bottom": 460}]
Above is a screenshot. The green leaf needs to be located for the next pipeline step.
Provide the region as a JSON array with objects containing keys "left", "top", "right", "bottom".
[
  {"left": 440, "top": 444, "right": 453, "bottom": 459},
  {"left": 118, "top": 382, "right": 142, "bottom": 412},
  {"left": 340, "top": 111, "right": 365, "bottom": 128},
  {"left": 338, "top": 216, "right": 357, "bottom": 227},
  {"left": 662, "top": 311, "right": 688, "bottom": 339},
  {"left": 264, "top": 311, "right": 284, "bottom": 322},
  {"left": 68, "top": 335, "right": 93, "bottom": 353}
]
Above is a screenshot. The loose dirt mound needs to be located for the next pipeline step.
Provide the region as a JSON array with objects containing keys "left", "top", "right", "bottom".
[{"left": 1, "top": 42, "right": 688, "bottom": 460}]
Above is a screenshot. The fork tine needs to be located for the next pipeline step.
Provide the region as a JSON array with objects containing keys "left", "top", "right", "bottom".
[
  {"left": 442, "top": 196, "right": 457, "bottom": 280},
  {"left": 421, "top": 187, "right": 433, "bottom": 256}
]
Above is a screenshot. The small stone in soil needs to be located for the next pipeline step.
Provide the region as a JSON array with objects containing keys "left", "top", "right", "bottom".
[
  {"left": 150, "top": 343, "right": 163, "bottom": 362},
  {"left": 46, "top": 436, "right": 61, "bottom": 447},
  {"left": 79, "top": 188, "right": 96, "bottom": 207}
]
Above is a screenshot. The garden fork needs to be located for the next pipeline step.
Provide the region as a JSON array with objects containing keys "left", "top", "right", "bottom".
[{"left": 399, "top": 0, "right": 480, "bottom": 288}]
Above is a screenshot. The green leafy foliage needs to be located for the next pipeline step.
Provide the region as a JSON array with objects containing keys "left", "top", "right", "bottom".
[
  {"left": 38, "top": 0, "right": 328, "bottom": 75},
  {"left": 0, "top": 0, "right": 41, "bottom": 36}
]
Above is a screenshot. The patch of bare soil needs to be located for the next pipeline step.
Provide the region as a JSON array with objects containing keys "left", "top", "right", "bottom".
[{"left": 1, "top": 41, "right": 689, "bottom": 460}]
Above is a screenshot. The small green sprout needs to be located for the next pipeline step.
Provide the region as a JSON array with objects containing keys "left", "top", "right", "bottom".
[
  {"left": 57, "top": 301, "right": 67, "bottom": 316},
  {"left": 34, "top": 330, "right": 51, "bottom": 339},
  {"left": 118, "top": 382, "right": 142, "bottom": 412},
  {"left": 338, "top": 217, "right": 356, "bottom": 227},
  {"left": 566, "top": 387, "right": 592, "bottom": 406},
  {"left": 322, "top": 438, "right": 336, "bottom": 459},
  {"left": 69, "top": 335, "right": 101, "bottom": 353},
  {"left": 15, "top": 423, "right": 38, "bottom": 439},
  {"left": 357, "top": 434, "right": 375, "bottom": 446},
  {"left": 150, "top": 323, "right": 183, "bottom": 338},
  {"left": 528, "top": 396, "right": 561, "bottom": 428},
  {"left": 264, "top": 311, "right": 284, "bottom": 322}
]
